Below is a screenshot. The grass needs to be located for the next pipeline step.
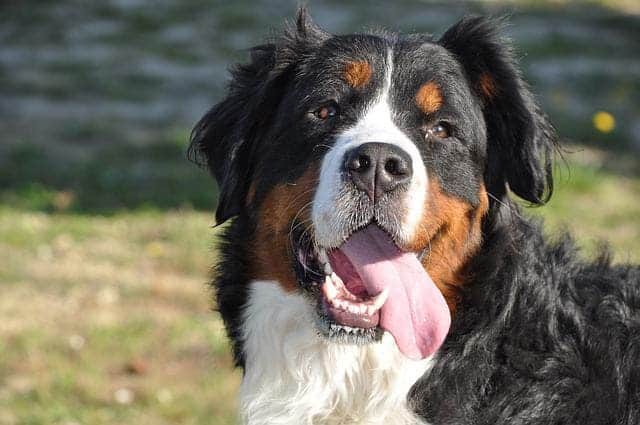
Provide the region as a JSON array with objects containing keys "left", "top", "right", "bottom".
[
  {"left": 0, "top": 208, "right": 241, "bottom": 425},
  {"left": 0, "top": 143, "right": 638, "bottom": 425},
  {"left": 533, "top": 150, "right": 640, "bottom": 263},
  {"left": 0, "top": 133, "right": 215, "bottom": 214}
]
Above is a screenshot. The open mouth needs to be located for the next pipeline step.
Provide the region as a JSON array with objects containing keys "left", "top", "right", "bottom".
[
  {"left": 294, "top": 223, "right": 451, "bottom": 360},
  {"left": 319, "top": 249, "right": 389, "bottom": 330}
]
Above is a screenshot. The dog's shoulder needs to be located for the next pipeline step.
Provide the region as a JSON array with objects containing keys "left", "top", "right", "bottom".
[{"left": 411, "top": 213, "right": 640, "bottom": 424}]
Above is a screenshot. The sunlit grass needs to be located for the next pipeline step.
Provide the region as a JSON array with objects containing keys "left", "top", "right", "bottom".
[
  {"left": 0, "top": 209, "right": 240, "bottom": 425},
  {"left": 0, "top": 145, "right": 638, "bottom": 424},
  {"left": 528, "top": 147, "right": 640, "bottom": 263}
]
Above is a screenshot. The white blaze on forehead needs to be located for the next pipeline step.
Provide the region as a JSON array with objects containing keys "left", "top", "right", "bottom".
[{"left": 312, "top": 49, "right": 428, "bottom": 248}]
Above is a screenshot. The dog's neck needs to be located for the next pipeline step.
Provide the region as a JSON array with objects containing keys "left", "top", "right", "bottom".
[{"left": 238, "top": 281, "right": 432, "bottom": 425}]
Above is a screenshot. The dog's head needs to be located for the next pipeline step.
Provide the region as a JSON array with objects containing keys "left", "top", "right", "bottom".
[{"left": 190, "top": 10, "right": 555, "bottom": 360}]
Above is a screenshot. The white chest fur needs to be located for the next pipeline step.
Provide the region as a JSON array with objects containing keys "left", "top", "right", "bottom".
[{"left": 238, "top": 281, "right": 431, "bottom": 425}]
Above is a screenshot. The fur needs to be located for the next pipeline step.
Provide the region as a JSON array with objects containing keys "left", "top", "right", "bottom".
[
  {"left": 189, "top": 9, "right": 640, "bottom": 425},
  {"left": 411, "top": 213, "right": 640, "bottom": 424},
  {"left": 240, "top": 281, "right": 431, "bottom": 425},
  {"left": 313, "top": 50, "right": 428, "bottom": 249}
]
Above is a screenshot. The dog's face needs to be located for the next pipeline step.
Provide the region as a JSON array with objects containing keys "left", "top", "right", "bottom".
[{"left": 191, "top": 12, "right": 554, "bottom": 361}]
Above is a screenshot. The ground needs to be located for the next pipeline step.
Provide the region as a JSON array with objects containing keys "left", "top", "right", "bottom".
[{"left": 0, "top": 1, "right": 638, "bottom": 424}]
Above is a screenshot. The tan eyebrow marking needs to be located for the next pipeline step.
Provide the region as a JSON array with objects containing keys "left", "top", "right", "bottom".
[
  {"left": 415, "top": 81, "right": 443, "bottom": 114},
  {"left": 478, "top": 72, "right": 498, "bottom": 101},
  {"left": 343, "top": 61, "right": 372, "bottom": 88}
]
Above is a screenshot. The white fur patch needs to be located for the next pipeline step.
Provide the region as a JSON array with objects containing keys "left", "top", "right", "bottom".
[
  {"left": 312, "top": 50, "right": 428, "bottom": 249},
  {"left": 239, "top": 281, "right": 432, "bottom": 425}
]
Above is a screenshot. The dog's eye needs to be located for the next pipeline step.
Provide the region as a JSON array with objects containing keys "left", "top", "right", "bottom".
[
  {"left": 426, "top": 122, "right": 451, "bottom": 139},
  {"left": 315, "top": 102, "right": 339, "bottom": 120}
]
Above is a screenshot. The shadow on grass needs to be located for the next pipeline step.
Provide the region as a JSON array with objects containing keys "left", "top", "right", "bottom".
[
  {"left": 555, "top": 142, "right": 640, "bottom": 181},
  {"left": 3, "top": 143, "right": 638, "bottom": 222},
  {"left": 1, "top": 136, "right": 638, "bottom": 216},
  {"left": 0, "top": 140, "right": 218, "bottom": 214}
]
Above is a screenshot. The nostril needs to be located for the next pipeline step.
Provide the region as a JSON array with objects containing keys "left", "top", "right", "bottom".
[
  {"left": 358, "top": 155, "right": 371, "bottom": 171},
  {"left": 348, "top": 154, "right": 371, "bottom": 172},
  {"left": 384, "top": 157, "right": 400, "bottom": 175},
  {"left": 384, "top": 156, "right": 410, "bottom": 177}
]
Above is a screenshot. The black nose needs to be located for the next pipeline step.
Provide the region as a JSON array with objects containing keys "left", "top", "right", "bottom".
[{"left": 343, "top": 142, "right": 413, "bottom": 201}]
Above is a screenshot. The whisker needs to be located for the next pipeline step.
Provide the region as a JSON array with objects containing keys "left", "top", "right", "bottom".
[
  {"left": 297, "top": 222, "right": 319, "bottom": 274},
  {"left": 289, "top": 216, "right": 314, "bottom": 238},
  {"left": 289, "top": 202, "right": 314, "bottom": 235},
  {"left": 314, "top": 144, "right": 333, "bottom": 151},
  {"left": 288, "top": 200, "right": 316, "bottom": 250},
  {"left": 425, "top": 236, "right": 433, "bottom": 267},
  {"left": 487, "top": 191, "right": 523, "bottom": 221}
]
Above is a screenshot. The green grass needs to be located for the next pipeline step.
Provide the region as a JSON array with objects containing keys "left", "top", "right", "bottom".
[
  {"left": 0, "top": 144, "right": 638, "bottom": 424},
  {"left": 530, "top": 149, "right": 640, "bottom": 263},
  {"left": 0, "top": 208, "right": 240, "bottom": 425},
  {"left": 0, "top": 134, "right": 216, "bottom": 214}
]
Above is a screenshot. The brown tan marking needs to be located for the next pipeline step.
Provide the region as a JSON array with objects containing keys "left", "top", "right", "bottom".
[
  {"left": 415, "top": 81, "right": 443, "bottom": 115},
  {"left": 344, "top": 61, "right": 372, "bottom": 88},
  {"left": 406, "top": 180, "right": 489, "bottom": 313},
  {"left": 246, "top": 181, "right": 257, "bottom": 206},
  {"left": 250, "top": 167, "right": 319, "bottom": 292},
  {"left": 478, "top": 72, "right": 498, "bottom": 101}
]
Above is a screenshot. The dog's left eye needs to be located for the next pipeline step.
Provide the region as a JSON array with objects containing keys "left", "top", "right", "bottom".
[
  {"left": 426, "top": 122, "right": 451, "bottom": 139},
  {"left": 314, "top": 102, "right": 340, "bottom": 120}
]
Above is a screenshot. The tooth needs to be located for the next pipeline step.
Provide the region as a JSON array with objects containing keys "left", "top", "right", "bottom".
[
  {"left": 371, "top": 288, "right": 389, "bottom": 310},
  {"left": 343, "top": 301, "right": 352, "bottom": 313},
  {"left": 331, "top": 272, "right": 345, "bottom": 290},
  {"left": 323, "top": 276, "right": 338, "bottom": 301},
  {"left": 324, "top": 262, "right": 333, "bottom": 275},
  {"left": 365, "top": 305, "right": 374, "bottom": 316},
  {"left": 317, "top": 249, "right": 328, "bottom": 265}
]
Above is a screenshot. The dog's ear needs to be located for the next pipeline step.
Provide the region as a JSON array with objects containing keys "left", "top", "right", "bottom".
[
  {"left": 439, "top": 16, "right": 556, "bottom": 205},
  {"left": 188, "top": 7, "right": 328, "bottom": 223}
]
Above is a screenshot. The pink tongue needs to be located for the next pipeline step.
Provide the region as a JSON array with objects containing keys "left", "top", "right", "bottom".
[{"left": 336, "top": 225, "right": 451, "bottom": 360}]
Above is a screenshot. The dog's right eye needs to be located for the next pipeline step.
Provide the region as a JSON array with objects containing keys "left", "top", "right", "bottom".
[
  {"left": 424, "top": 121, "right": 452, "bottom": 140},
  {"left": 314, "top": 102, "right": 340, "bottom": 120}
]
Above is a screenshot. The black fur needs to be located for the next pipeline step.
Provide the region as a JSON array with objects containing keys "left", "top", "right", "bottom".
[
  {"left": 190, "top": 9, "right": 640, "bottom": 423},
  {"left": 411, "top": 214, "right": 640, "bottom": 424},
  {"left": 439, "top": 17, "right": 556, "bottom": 206},
  {"left": 188, "top": 13, "right": 330, "bottom": 224}
]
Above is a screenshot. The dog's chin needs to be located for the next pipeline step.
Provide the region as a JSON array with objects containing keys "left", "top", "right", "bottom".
[{"left": 292, "top": 222, "right": 425, "bottom": 346}]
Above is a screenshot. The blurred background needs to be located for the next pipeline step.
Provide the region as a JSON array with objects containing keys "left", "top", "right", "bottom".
[{"left": 0, "top": 0, "right": 638, "bottom": 424}]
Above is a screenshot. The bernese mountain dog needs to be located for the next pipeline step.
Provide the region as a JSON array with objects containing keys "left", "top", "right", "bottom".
[{"left": 189, "top": 9, "right": 640, "bottom": 425}]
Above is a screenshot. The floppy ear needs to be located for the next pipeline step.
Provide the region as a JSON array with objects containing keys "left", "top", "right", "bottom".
[
  {"left": 439, "top": 16, "right": 557, "bottom": 205},
  {"left": 188, "top": 7, "right": 328, "bottom": 223}
]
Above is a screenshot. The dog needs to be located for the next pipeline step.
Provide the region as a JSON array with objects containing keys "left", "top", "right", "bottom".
[{"left": 189, "top": 9, "right": 640, "bottom": 425}]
